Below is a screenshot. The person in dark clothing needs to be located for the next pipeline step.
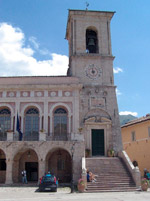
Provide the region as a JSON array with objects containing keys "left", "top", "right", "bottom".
[{"left": 87, "top": 170, "right": 90, "bottom": 182}]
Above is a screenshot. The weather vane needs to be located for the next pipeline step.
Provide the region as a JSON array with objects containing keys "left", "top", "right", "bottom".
[{"left": 85, "top": 2, "right": 89, "bottom": 10}]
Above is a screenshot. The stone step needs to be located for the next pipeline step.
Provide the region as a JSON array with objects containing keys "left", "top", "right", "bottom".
[
  {"left": 86, "top": 187, "right": 137, "bottom": 193},
  {"left": 87, "top": 183, "right": 135, "bottom": 187},
  {"left": 85, "top": 157, "right": 136, "bottom": 192}
]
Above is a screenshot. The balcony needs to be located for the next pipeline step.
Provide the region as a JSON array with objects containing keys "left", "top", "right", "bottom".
[
  {"left": 47, "top": 133, "right": 71, "bottom": 141},
  {"left": 0, "top": 131, "right": 71, "bottom": 142}
]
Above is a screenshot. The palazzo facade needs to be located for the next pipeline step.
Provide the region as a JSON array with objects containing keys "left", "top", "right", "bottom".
[{"left": 0, "top": 9, "right": 122, "bottom": 185}]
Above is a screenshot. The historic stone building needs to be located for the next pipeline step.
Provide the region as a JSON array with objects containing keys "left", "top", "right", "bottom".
[{"left": 0, "top": 9, "right": 124, "bottom": 185}]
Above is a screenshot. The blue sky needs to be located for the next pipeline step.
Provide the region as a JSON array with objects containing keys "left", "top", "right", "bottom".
[{"left": 0, "top": 0, "right": 149, "bottom": 118}]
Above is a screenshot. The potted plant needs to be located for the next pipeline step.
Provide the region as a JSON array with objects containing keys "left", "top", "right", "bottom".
[
  {"left": 7, "top": 130, "right": 13, "bottom": 132},
  {"left": 141, "top": 178, "right": 149, "bottom": 191},
  {"left": 85, "top": 149, "right": 91, "bottom": 157},
  {"left": 77, "top": 178, "right": 85, "bottom": 193},
  {"left": 40, "top": 129, "right": 45, "bottom": 132},
  {"left": 107, "top": 148, "right": 115, "bottom": 157},
  {"left": 78, "top": 128, "right": 83, "bottom": 134}
]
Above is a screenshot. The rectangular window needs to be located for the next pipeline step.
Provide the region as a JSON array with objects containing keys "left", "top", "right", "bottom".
[
  {"left": 148, "top": 127, "right": 150, "bottom": 138},
  {"left": 131, "top": 131, "right": 136, "bottom": 141}
]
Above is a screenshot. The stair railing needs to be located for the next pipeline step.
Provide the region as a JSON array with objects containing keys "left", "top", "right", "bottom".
[
  {"left": 81, "top": 157, "right": 87, "bottom": 189},
  {"left": 118, "top": 150, "right": 141, "bottom": 188}
]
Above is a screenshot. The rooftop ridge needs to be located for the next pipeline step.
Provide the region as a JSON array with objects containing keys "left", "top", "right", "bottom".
[{"left": 121, "top": 114, "right": 150, "bottom": 128}]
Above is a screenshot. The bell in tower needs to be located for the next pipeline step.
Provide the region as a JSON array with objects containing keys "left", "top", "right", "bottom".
[{"left": 86, "top": 29, "right": 98, "bottom": 53}]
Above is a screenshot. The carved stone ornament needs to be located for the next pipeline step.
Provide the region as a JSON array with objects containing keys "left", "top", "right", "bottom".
[
  {"left": 51, "top": 92, "right": 56, "bottom": 97},
  {"left": 37, "top": 92, "right": 42, "bottom": 97},
  {"left": 65, "top": 91, "right": 70, "bottom": 97},
  {"left": 23, "top": 92, "right": 28, "bottom": 97},
  {"left": 8, "top": 92, "right": 15, "bottom": 97}
]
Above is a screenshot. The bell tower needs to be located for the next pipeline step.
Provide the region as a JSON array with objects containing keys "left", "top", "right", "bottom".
[
  {"left": 66, "top": 9, "right": 115, "bottom": 86},
  {"left": 66, "top": 10, "right": 123, "bottom": 154}
]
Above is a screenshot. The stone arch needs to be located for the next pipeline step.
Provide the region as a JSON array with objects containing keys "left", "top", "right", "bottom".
[
  {"left": 21, "top": 103, "right": 42, "bottom": 116},
  {"left": 0, "top": 104, "right": 14, "bottom": 130},
  {"left": 84, "top": 108, "right": 111, "bottom": 123},
  {"left": 12, "top": 147, "right": 39, "bottom": 183},
  {"left": 86, "top": 26, "right": 98, "bottom": 33},
  {"left": 0, "top": 104, "right": 14, "bottom": 115},
  {"left": 0, "top": 149, "right": 6, "bottom": 183},
  {"left": 49, "top": 103, "right": 72, "bottom": 117},
  {"left": 45, "top": 147, "right": 72, "bottom": 183}
]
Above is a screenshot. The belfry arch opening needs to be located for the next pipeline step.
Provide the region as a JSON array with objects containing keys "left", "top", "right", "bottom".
[{"left": 86, "top": 29, "right": 99, "bottom": 53}]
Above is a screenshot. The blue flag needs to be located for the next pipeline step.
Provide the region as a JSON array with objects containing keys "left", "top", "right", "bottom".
[{"left": 16, "top": 113, "right": 23, "bottom": 141}]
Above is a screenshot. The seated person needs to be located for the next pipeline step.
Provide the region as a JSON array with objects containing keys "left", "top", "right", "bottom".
[{"left": 89, "top": 171, "right": 96, "bottom": 182}]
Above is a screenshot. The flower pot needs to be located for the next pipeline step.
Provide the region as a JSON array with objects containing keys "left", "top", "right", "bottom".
[
  {"left": 77, "top": 184, "right": 85, "bottom": 193},
  {"left": 107, "top": 150, "right": 114, "bottom": 157},
  {"left": 141, "top": 182, "right": 148, "bottom": 191}
]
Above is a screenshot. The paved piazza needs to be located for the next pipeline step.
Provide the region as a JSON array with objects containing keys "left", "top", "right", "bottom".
[{"left": 0, "top": 187, "right": 150, "bottom": 201}]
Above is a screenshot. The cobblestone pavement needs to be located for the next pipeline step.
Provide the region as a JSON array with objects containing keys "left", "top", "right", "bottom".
[{"left": 0, "top": 187, "right": 150, "bottom": 201}]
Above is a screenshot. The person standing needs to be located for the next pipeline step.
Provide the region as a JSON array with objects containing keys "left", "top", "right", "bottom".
[
  {"left": 22, "top": 170, "right": 24, "bottom": 184},
  {"left": 23, "top": 170, "right": 28, "bottom": 184}
]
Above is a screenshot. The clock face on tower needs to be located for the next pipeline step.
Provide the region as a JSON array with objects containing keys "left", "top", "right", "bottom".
[{"left": 85, "top": 64, "right": 102, "bottom": 80}]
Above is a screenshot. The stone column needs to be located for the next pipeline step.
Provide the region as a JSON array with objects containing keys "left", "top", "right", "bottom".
[
  {"left": 38, "top": 159, "right": 46, "bottom": 181},
  {"left": 5, "top": 159, "right": 13, "bottom": 184},
  {"left": 44, "top": 92, "right": 48, "bottom": 132}
]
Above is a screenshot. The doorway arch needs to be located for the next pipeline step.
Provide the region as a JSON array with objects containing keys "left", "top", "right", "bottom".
[
  {"left": 46, "top": 148, "right": 72, "bottom": 183},
  {"left": 0, "top": 149, "right": 6, "bottom": 183},
  {"left": 13, "top": 149, "right": 38, "bottom": 183}
]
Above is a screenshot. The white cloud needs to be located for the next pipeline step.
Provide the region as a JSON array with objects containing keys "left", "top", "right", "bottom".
[
  {"left": 113, "top": 67, "right": 123, "bottom": 74},
  {"left": 0, "top": 23, "right": 68, "bottom": 76},
  {"left": 119, "top": 111, "right": 138, "bottom": 117},
  {"left": 116, "top": 88, "right": 122, "bottom": 96}
]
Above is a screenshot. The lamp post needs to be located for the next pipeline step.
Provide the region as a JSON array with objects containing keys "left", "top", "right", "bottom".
[{"left": 70, "top": 142, "right": 75, "bottom": 193}]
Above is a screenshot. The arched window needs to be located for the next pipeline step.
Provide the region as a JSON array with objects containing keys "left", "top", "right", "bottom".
[
  {"left": 86, "top": 29, "right": 98, "bottom": 53},
  {"left": 54, "top": 108, "right": 67, "bottom": 140},
  {"left": 0, "top": 108, "right": 11, "bottom": 141},
  {"left": 25, "top": 108, "right": 39, "bottom": 141}
]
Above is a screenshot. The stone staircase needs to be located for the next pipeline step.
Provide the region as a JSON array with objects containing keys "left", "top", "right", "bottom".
[{"left": 86, "top": 157, "right": 137, "bottom": 192}]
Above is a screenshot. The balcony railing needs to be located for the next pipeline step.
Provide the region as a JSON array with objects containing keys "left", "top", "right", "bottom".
[
  {"left": 46, "top": 133, "right": 71, "bottom": 141},
  {"left": 7, "top": 132, "right": 71, "bottom": 141},
  {"left": 0, "top": 132, "right": 7, "bottom": 141},
  {"left": 13, "top": 132, "right": 39, "bottom": 141}
]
